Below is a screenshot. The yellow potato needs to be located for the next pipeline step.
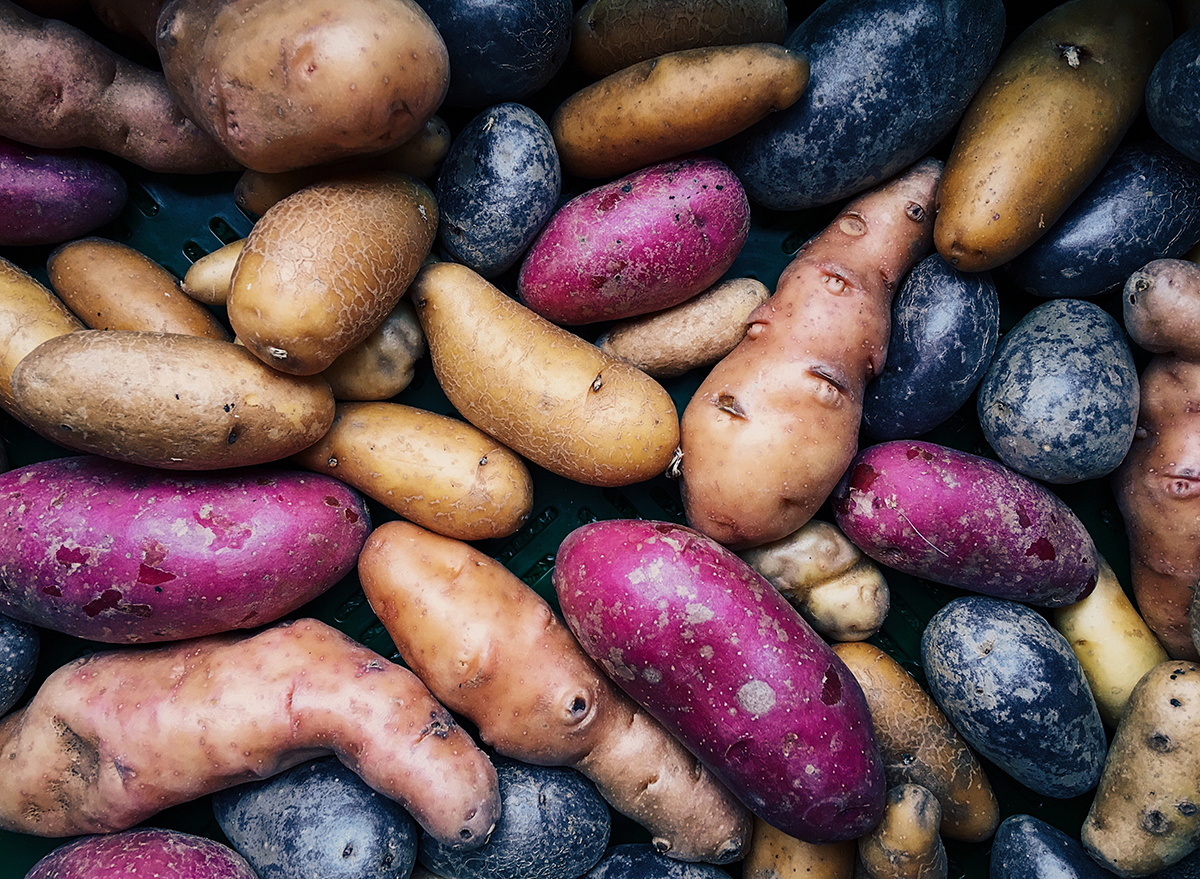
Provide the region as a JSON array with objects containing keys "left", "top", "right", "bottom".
[
  {"left": 292, "top": 401, "right": 533, "bottom": 541},
  {"left": 856, "top": 785, "right": 947, "bottom": 879},
  {"left": 742, "top": 816, "right": 855, "bottom": 879},
  {"left": 11, "top": 329, "right": 335, "bottom": 470},
  {"left": 320, "top": 299, "right": 425, "bottom": 401},
  {"left": 409, "top": 261, "right": 680, "bottom": 488},
  {"left": 551, "top": 43, "right": 808, "bottom": 179},
  {"left": 181, "top": 239, "right": 243, "bottom": 306},
  {"left": 0, "top": 256, "right": 82, "bottom": 416},
  {"left": 47, "top": 237, "right": 229, "bottom": 339}
]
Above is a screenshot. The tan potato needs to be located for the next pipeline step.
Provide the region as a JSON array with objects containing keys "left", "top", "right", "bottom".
[
  {"left": 1124, "top": 258, "right": 1200, "bottom": 361},
  {"left": 1082, "top": 660, "right": 1200, "bottom": 876},
  {"left": 181, "top": 239, "right": 243, "bottom": 306},
  {"left": 47, "top": 238, "right": 229, "bottom": 339},
  {"left": 11, "top": 329, "right": 335, "bottom": 470},
  {"left": 831, "top": 641, "right": 999, "bottom": 843},
  {"left": 409, "top": 261, "right": 680, "bottom": 488},
  {"left": 572, "top": 0, "right": 788, "bottom": 79},
  {"left": 739, "top": 519, "right": 890, "bottom": 643},
  {"left": 320, "top": 299, "right": 425, "bottom": 401},
  {"left": 292, "top": 401, "right": 533, "bottom": 541},
  {"left": 551, "top": 43, "right": 809, "bottom": 179},
  {"left": 855, "top": 785, "right": 947, "bottom": 879},
  {"left": 934, "top": 0, "right": 1173, "bottom": 272},
  {"left": 0, "top": 257, "right": 83, "bottom": 417},
  {"left": 595, "top": 277, "right": 769, "bottom": 379},
  {"left": 228, "top": 172, "right": 437, "bottom": 376},
  {"left": 742, "top": 816, "right": 856, "bottom": 879},
  {"left": 1051, "top": 556, "right": 1170, "bottom": 727}
]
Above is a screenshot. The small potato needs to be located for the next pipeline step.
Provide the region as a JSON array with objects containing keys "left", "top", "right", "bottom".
[
  {"left": 292, "top": 401, "right": 533, "bottom": 541},
  {"left": 182, "top": 239, "right": 243, "bottom": 306},
  {"left": 856, "top": 785, "right": 947, "bottom": 879},
  {"left": 0, "top": 256, "right": 82, "bottom": 416},
  {"left": 1124, "top": 258, "right": 1200, "bottom": 360},
  {"left": 320, "top": 299, "right": 425, "bottom": 401},
  {"left": 742, "top": 816, "right": 855, "bottom": 879},
  {"left": 11, "top": 329, "right": 335, "bottom": 470},
  {"left": 551, "top": 43, "right": 809, "bottom": 179},
  {"left": 595, "top": 277, "right": 769, "bottom": 379},
  {"left": 47, "top": 237, "right": 229, "bottom": 339}
]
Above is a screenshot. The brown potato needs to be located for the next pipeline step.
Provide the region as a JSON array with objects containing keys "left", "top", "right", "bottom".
[
  {"left": 856, "top": 785, "right": 947, "bottom": 879},
  {"left": 320, "top": 299, "right": 425, "bottom": 401},
  {"left": 742, "top": 816, "right": 856, "bottom": 879},
  {"left": 1124, "top": 258, "right": 1200, "bottom": 361},
  {"left": 47, "top": 238, "right": 229, "bottom": 339},
  {"left": 11, "top": 330, "right": 335, "bottom": 470},
  {"left": 0, "top": 256, "right": 82, "bottom": 417},
  {"left": 934, "top": 0, "right": 1173, "bottom": 272},
  {"left": 228, "top": 172, "right": 437, "bottom": 376},
  {"left": 409, "top": 261, "right": 680, "bottom": 488},
  {"left": 292, "top": 401, "right": 533, "bottom": 541},
  {"left": 181, "top": 239, "right": 243, "bottom": 306},
  {"left": 551, "top": 43, "right": 808, "bottom": 179}
]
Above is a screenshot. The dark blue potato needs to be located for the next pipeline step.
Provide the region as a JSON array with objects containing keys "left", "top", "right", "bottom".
[
  {"left": 212, "top": 756, "right": 419, "bottom": 879},
  {"left": 416, "top": 0, "right": 573, "bottom": 108},
  {"left": 921, "top": 596, "right": 1107, "bottom": 800},
  {"left": 0, "top": 612, "right": 38, "bottom": 715},
  {"left": 977, "top": 298, "right": 1139, "bottom": 484},
  {"left": 583, "top": 844, "right": 729, "bottom": 879},
  {"left": 1005, "top": 141, "right": 1200, "bottom": 299},
  {"left": 862, "top": 254, "right": 998, "bottom": 440},
  {"left": 418, "top": 758, "right": 611, "bottom": 879},
  {"left": 722, "top": 0, "right": 1005, "bottom": 210},
  {"left": 989, "top": 814, "right": 1116, "bottom": 879},
  {"left": 1148, "top": 26, "right": 1200, "bottom": 165},
  {"left": 435, "top": 102, "right": 562, "bottom": 278}
]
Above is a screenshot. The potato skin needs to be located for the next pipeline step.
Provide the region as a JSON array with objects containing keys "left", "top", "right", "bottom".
[
  {"left": 181, "top": 239, "right": 242, "bottom": 307},
  {"left": 320, "top": 299, "right": 425, "bottom": 401},
  {"left": 25, "top": 829, "right": 258, "bottom": 879},
  {"left": 1124, "top": 258, "right": 1200, "bottom": 360},
  {"left": 934, "top": 0, "right": 1173, "bottom": 272},
  {"left": 550, "top": 44, "right": 809, "bottom": 179},
  {"left": 292, "top": 401, "right": 533, "bottom": 541},
  {"left": 11, "top": 330, "right": 336, "bottom": 470},
  {"left": 855, "top": 784, "right": 947, "bottom": 879},
  {"left": 741, "top": 817, "right": 855, "bottom": 879}
]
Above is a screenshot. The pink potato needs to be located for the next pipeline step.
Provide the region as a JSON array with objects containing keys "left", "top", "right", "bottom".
[
  {"left": 26, "top": 829, "right": 257, "bottom": 879},
  {"left": 0, "top": 455, "right": 371, "bottom": 643},
  {"left": 516, "top": 154, "right": 750, "bottom": 325},
  {"left": 552, "top": 518, "right": 886, "bottom": 844}
]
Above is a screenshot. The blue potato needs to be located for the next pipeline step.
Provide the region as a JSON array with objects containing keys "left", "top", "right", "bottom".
[
  {"left": 417, "top": 0, "right": 573, "bottom": 108},
  {"left": 1005, "top": 141, "right": 1200, "bottom": 299},
  {"left": 583, "top": 844, "right": 729, "bottom": 879},
  {"left": 418, "top": 758, "right": 611, "bottom": 879},
  {"left": 212, "top": 756, "right": 419, "bottom": 879},
  {"left": 435, "top": 102, "right": 561, "bottom": 278},
  {"left": 989, "top": 814, "right": 1115, "bottom": 879},
  {"left": 1147, "top": 26, "right": 1200, "bottom": 165},
  {"left": 921, "top": 596, "right": 1107, "bottom": 800},
  {"left": 862, "top": 254, "right": 998, "bottom": 440},
  {"left": 723, "top": 0, "right": 1004, "bottom": 210},
  {"left": 0, "top": 612, "right": 38, "bottom": 715},
  {"left": 977, "top": 298, "right": 1139, "bottom": 484}
]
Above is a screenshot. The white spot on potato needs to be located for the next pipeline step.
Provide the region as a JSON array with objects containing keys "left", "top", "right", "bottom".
[{"left": 737, "top": 679, "right": 775, "bottom": 715}]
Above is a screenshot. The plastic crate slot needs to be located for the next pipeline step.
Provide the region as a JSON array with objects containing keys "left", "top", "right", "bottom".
[
  {"left": 492, "top": 506, "right": 558, "bottom": 564},
  {"left": 332, "top": 590, "right": 367, "bottom": 624},
  {"left": 208, "top": 216, "right": 243, "bottom": 245},
  {"left": 126, "top": 181, "right": 161, "bottom": 217},
  {"left": 519, "top": 552, "right": 556, "bottom": 588},
  {"left": 648, "top": 485, "right": 685, "bottom": 521},
  {"left": 182, "top": 239, "right": 210, "bottom": 263},
  {"left": 601, "top": 487, "right": 638, "bottom": 520}
]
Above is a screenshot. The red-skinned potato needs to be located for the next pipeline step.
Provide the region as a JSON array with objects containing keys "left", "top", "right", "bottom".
[
  {"left": 26, "top": 829, "right": 257, "bottom": 879},
  {"left": 678, "top": 158, "right": 941, "bottom": 550}
]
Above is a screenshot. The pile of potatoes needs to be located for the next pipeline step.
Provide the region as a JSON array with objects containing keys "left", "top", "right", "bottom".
[{"left": 8, "top": 0, "right": 1200, "bottom": 877}]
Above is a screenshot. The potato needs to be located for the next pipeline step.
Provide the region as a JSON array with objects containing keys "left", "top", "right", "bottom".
[
  {"left": 292, "top": 401, "right": 533, "bottom": 541},
  {"left": 155, "top": 0, "right": 450, "bottom": 173},
  {"left": 181, "top": 238, "right": 243, "bottom": 307},
  {"left": 741, "top": 817, "right": 855, "bottom": 879},
  {"left": 357, "top": 520, "right": 752, "bottom": 864},
  {"left": 410, "top": 261, "right": 680, "bottom": 488},
  {"left": 855, "top": 785, "right": 947, "bottom": 879},
  {"left": 990, "top": 814, "right": 1110, "bottom": 879},
  {"left": 320, "top": 299, "right": 425, "bottom": 401},
  {"left": 47, "top": 238, "right": 229, "bottom": 339},
  {"left": 0, "top": 455, "right": 369, "bottom": 643},
  {"left": 11, "top": 330, "right": 336, "bottom": 470},
  {"left": 0, "top": 613, "right": 38, "bottom": 715},
  {"left": 595, "top": 277, "right": 769, "bottom": 379},
  {"left": 934, "top": 0, "right": 1173, "bottom": 272},
  {"left": 0, "top": 619, "right": 500, "bottom": 847},
  {"left": 1124, "top": 258, "right": 1200, "bottom": 360},
  {"left": 1148, "top": 24, "right": 1200, "bottom": 165},
  {"left": 586, "top": 843, "right": 741, "bottom": 879},
  {"left": 677, "top": 159, "right": 940, "bottom": 550},
  {"left": 228, "top": 172, "right": 437, "bottom": 376},
  {"left": 550, "top": 43, "right": 809, "bottom": 179},
  {"left": 25, "top": 829, "right": 258, "bottom": 879}
]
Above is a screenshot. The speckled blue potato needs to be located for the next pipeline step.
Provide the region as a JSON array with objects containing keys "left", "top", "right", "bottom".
[
  {"left": 582, "top": 844, "right": 730, "bottom": 879},
  {"left": 977, "top": 297, "right": 1139, "bottom": 484},
  {"left": 0, "top": 612, "right": 38, "bottom": 715},
  {"left": 862, "top": 253, "right": 999, "bottom": 440},
  {"left": 435, "top": 102, "right": 562, "bottom": 278},
  {"left": 418, "top": 758, "right": 612, "bottom": 879},
  {"left": 989, "top": 814, "right": 1116, "bottom": 879},
  {"left": 211, "top": 756, "right": 420, "bottom": 879},
  {"left": 920, "top": 596, "right": 1107, "bottom": 800},
  {"left": 723, "top": 0, "right": 1005, "bottom": 210},
  {"left": 1147, "top": 25, "right": 1200, "bottom": 166},
  {"left": 1005, "top": 140, "right": 1200, "bottom": 299}
]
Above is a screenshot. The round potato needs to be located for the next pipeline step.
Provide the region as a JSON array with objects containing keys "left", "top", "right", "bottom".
[
  {"left": 11, "top": 329, "right": 335, "bottom": 470},
  {"left": 320, "top": 299, "right": 425, "bottom": 401},
  {"left": 0, "top": 256, "right": 82, "bottom": 417}
]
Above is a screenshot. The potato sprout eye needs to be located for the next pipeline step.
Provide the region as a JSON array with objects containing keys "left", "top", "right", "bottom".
[{"left": 823, "top": 274, "right": 847, "bottom": 293}]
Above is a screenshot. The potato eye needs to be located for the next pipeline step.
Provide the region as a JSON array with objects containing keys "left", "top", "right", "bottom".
[{"left": 823, "top": 274, "right": 847, "bottom": 294}]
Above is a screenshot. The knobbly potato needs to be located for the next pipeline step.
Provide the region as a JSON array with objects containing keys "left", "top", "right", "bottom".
[{"left": 855, "top": 785, "right": 947, "bottom": 879}]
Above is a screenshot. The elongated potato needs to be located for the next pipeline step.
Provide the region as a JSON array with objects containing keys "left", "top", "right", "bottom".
[
  {"left": 551, "top": 43, "right": 808, "bottom": 179},
  {"left": 182, "top": 239, "right": 243, "bottom": 306},
  {"left": 12, "top": 330, "right": 335, "bottom": 470},
  {"left": 409, "top": 261, "right": 679, "bottom": 487},
  {"left": 292, "top": 401, "right": 533, "bottom": 541},
  {"left": 357, "top": 520, "right": 753, "bottom": 864},
  {"left": 0, "top": 256, "right": 82, "bottom": 417},
  {"left": 742, "top": 816, "right": 855, "bottom": 879},
  {"left": 47, "top": 237, "right": 229, "bottom": 339},
  {"left": 228, "top": 172, "right": 437, "bottom": 375},
  {"left": 856, "top": 785, "right": 947, "bottom": 879},
  {"left": 934, "top": 0, "right": 1173, "bottom": 272}
]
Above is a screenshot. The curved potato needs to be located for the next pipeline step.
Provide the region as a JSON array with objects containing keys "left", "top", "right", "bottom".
[
  {"left": 320, "top": 299, "right": 425, "bottom": 401},
  {"left": 292, "top": 401, "right": 533, "bottom": 541},
  {"left": 182, "top": 239, "right": 243, "bottom": 306},
  {"left": 409, "top": 261, "right": 680, "bottom": 488},
  {"left": 11, "top": 329, "right": 335, "bottom": 470},
  {"left": 856, "top": 784, "right": 947, "bottom": 879}
]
